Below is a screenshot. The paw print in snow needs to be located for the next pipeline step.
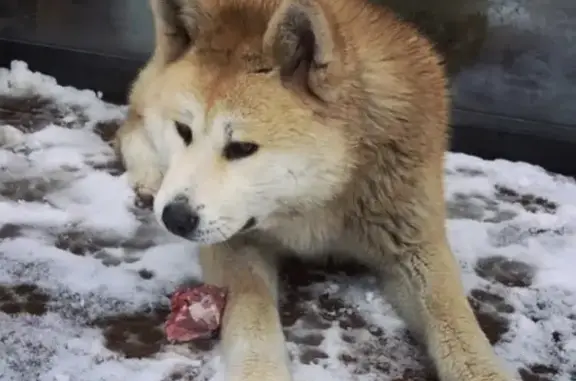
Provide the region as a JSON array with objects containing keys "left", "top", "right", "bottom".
[{"left": 0, "top": 283, "right": 51, "bottom": 316}]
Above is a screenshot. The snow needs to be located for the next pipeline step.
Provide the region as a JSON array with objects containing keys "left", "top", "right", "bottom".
[{"left": 0, "top": 59, "right": 575, "bottom": 381}]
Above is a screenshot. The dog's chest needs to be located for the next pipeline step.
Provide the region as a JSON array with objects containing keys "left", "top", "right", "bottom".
[{"left": 268, "top": 213, "right": 348, "bottom": 258}]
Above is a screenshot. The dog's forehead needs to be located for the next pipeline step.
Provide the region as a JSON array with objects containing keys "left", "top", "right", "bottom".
[
  {"left": 205, "top": 112, "right": 237, "bottom": 139},
  {"left": 200, "top": 79, "right": 271, "bottom": 133},
  {"left": 166, "top": 92, "right": 251, "bottom": 141},
  {"left": 154, "top": 59, "right": 294, "bottom": 142}
]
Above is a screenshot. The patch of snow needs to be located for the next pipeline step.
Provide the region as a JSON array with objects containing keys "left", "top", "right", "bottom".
[{"left": 0, "top": 61, "right": 126, "bottom": 126}]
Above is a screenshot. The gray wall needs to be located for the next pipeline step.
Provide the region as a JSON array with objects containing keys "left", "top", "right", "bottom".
[{"left": 453, "top": 0, "right": 576, "bottom": 126}]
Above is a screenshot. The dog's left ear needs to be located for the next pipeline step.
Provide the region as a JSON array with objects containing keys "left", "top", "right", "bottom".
[{"left": 263, "top": 0, "right": 344, "bottom": 102}]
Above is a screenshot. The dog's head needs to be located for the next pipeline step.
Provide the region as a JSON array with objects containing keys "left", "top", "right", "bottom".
[{"left": 131, "top": 0, "right": 358, "bottom": 244}]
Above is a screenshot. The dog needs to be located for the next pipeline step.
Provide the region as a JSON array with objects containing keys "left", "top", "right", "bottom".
[{"left": 114, "top": 0, "right": 515, "bottom": 380}]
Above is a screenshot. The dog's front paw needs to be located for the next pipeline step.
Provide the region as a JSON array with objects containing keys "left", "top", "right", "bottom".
[
  {"left": 229, "top": 368, "right": 293, "bottom": 381},
  {"left": 126, "top": 168, "right": 162, "bottom": 209},
  {"left": 115, "top": 121, "right": 163, "bottom": 209},
  {"left": 133, "top": 188, "right": 156, "bottom": 209},
  {"left": 231, "top": 376, "right": 292, "bottom": 381}
]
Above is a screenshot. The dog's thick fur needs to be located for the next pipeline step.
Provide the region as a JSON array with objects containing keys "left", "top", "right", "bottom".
[{"left": 115, "top": 0, "right": 515, "bottom": 380}]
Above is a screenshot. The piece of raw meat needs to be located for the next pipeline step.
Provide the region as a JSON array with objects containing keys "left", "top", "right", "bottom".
[{"left": 165, "top": 284, "right": 228, "bottom": 343}]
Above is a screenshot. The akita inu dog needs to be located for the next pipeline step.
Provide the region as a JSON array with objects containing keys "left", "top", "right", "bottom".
[{"left": 115, "top": 0, "right": 515, "bottom": 380}]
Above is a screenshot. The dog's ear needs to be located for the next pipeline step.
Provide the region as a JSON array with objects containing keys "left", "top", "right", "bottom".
[
  {"left": 263, "top": 0, "right": 343, "bottom": 102},
  {"left": 149, "top": 0, "right": 205, "bottom": 64}
]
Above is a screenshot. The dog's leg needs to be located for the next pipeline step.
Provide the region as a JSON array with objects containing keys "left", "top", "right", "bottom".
[
  {"left": 381, "top": 242, "right": 515, "bottom": 381},
  {"left": 114, "top": 113, "right": 163, "bottom": 201},
  {"left": 200, "top": 242, "right": 292, "bottom": 381}
]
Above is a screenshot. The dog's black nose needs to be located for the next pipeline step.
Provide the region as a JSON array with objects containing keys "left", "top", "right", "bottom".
[{"left": 161, "top": 197, "right": 199, "bottom": 238}]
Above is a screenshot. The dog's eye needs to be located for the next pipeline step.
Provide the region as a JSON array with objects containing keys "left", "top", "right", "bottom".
[
  {"left": 223, "top": 142, "right": 259, "bottom": 160},
  {"left": 175, "top": 121, "right": 192, "bottom": 145}
]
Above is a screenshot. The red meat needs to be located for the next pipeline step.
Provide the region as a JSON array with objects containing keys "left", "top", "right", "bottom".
[{"left": 165, "top": 284, "right": 228, "bottom": 343}]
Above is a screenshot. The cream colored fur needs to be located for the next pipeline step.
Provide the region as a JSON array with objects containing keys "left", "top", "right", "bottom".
[{"left": 114, "top": 0, "right": 517, "bottom": 380}]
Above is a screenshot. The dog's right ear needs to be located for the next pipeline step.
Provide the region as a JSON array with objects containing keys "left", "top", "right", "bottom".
[{"left": 149, "top": 0, "right": 205, "bottom": 64}]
